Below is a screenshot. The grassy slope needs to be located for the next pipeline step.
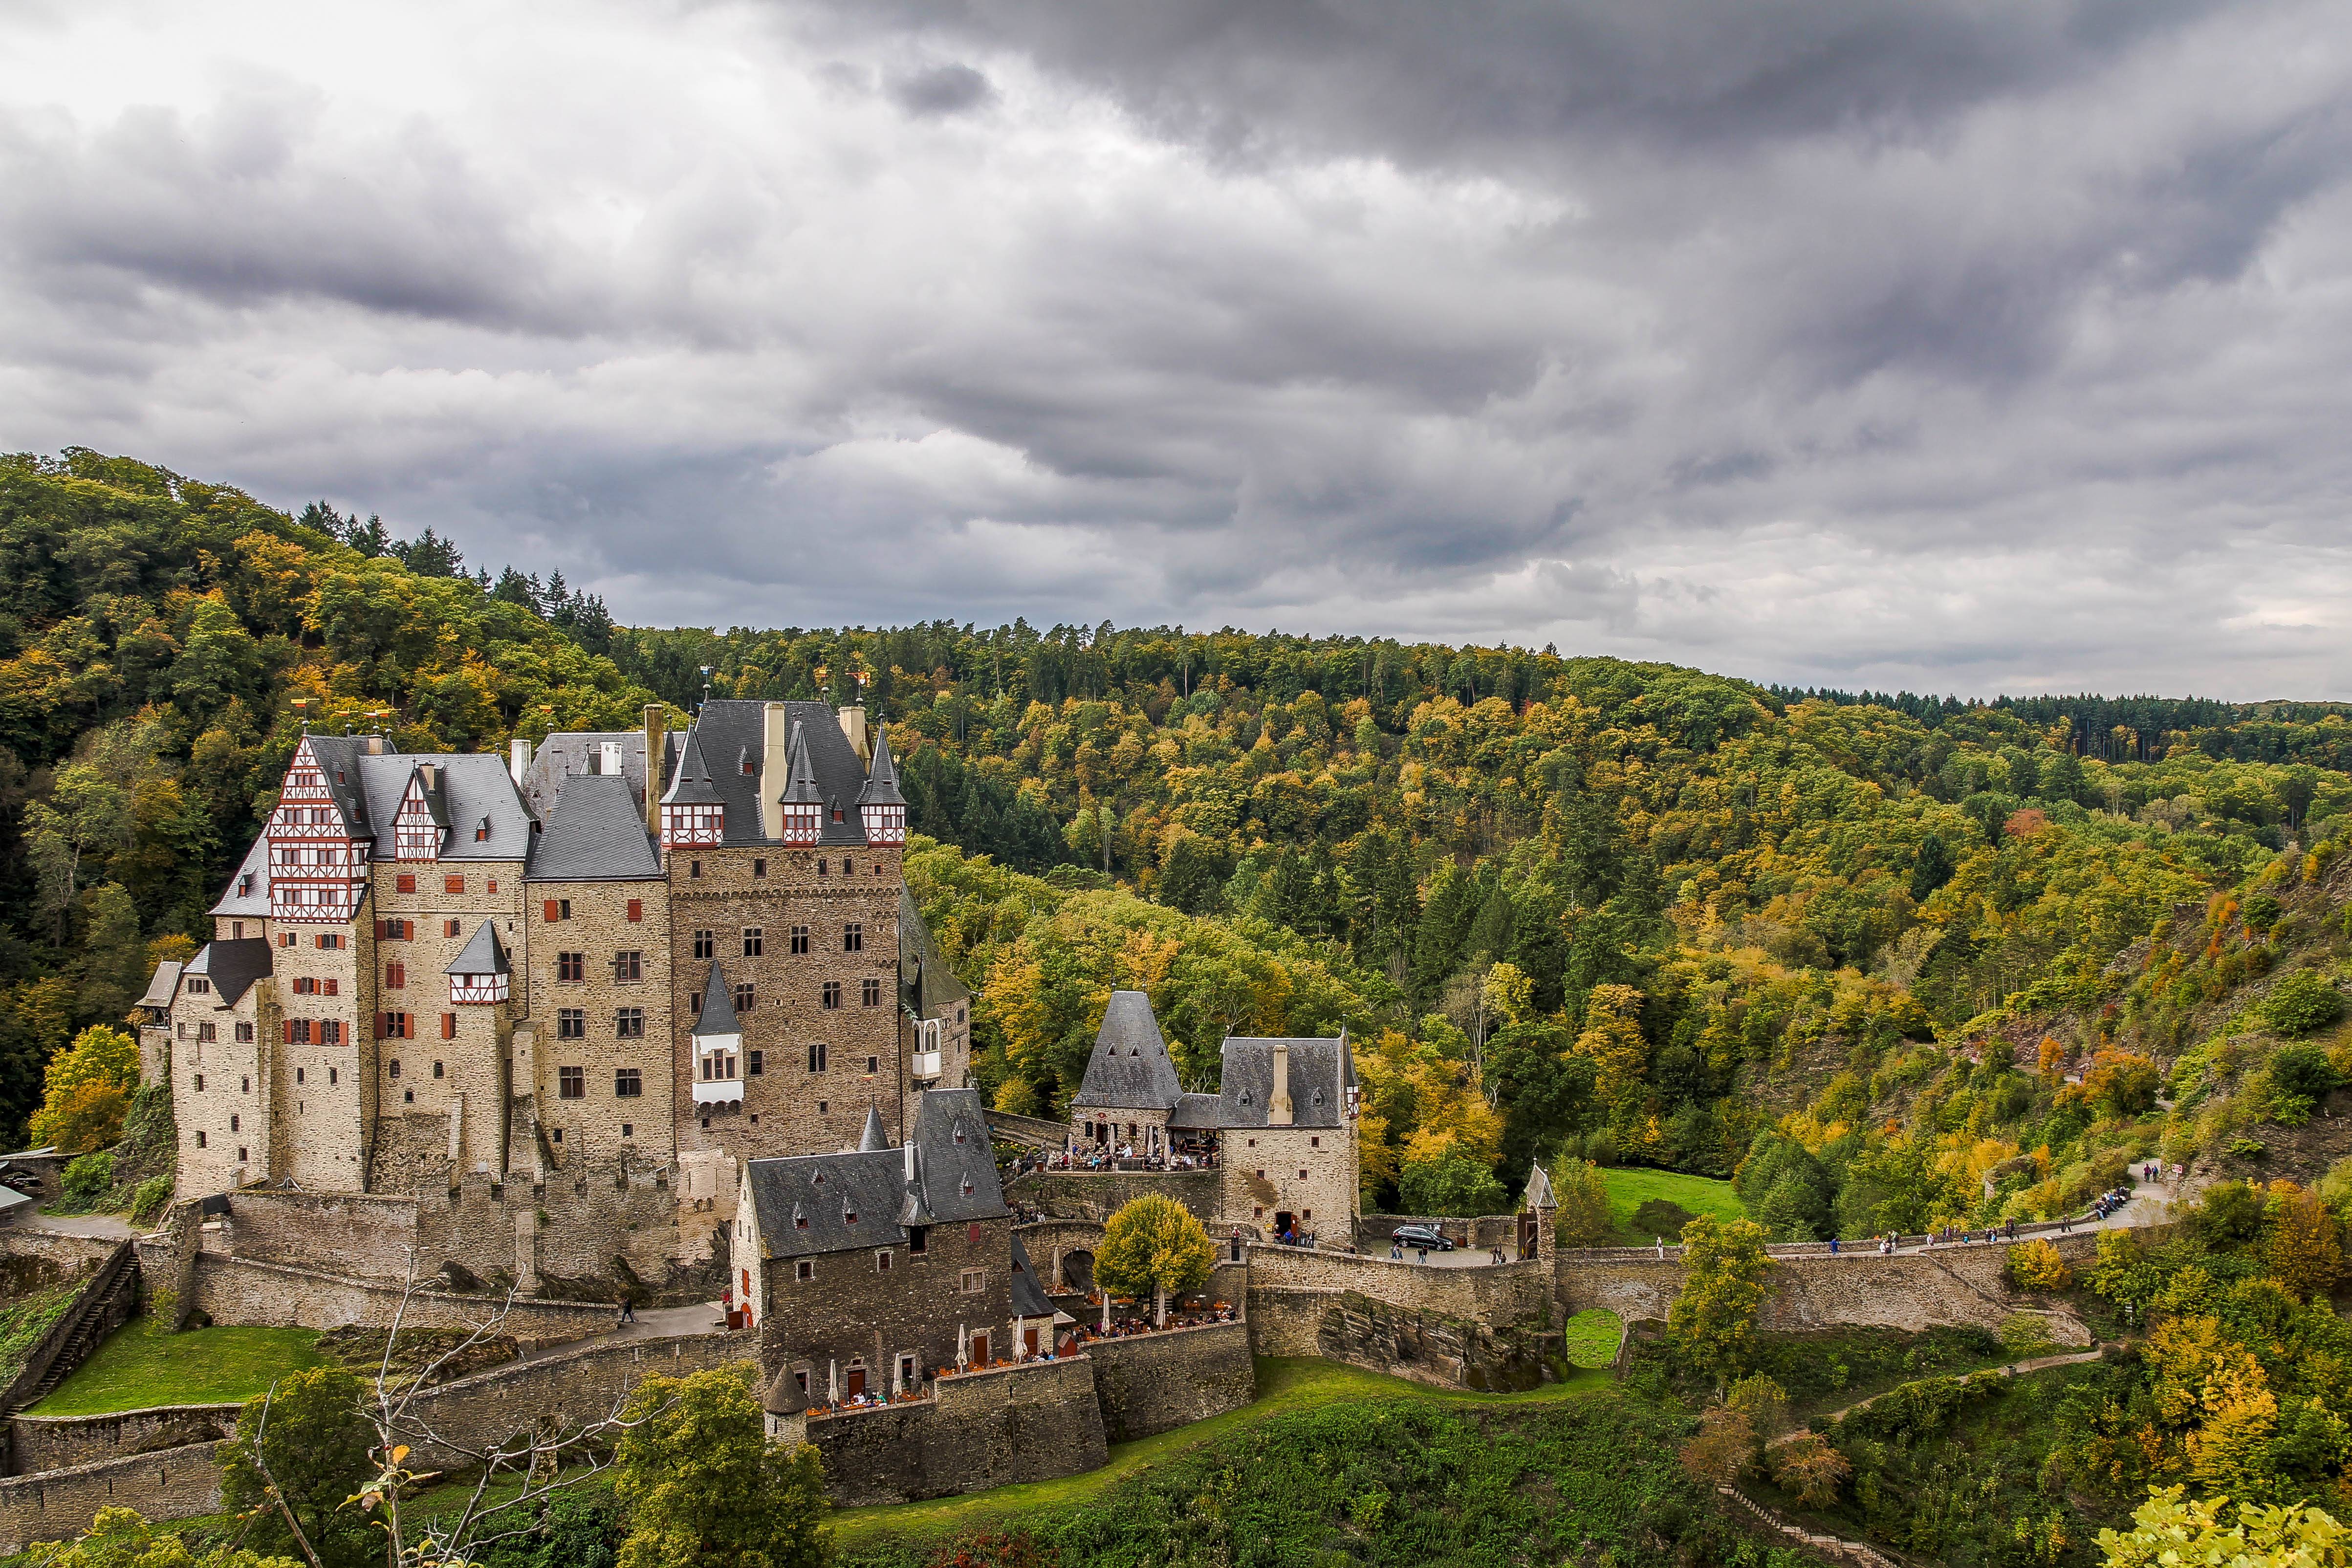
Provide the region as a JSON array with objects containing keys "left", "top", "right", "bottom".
[
  {"left": 29, "top": 1323, "right": 324, "bottom": 1416},
  {"left": 0, "top": 1280, "right": 85, "bottom": 1388},
  {"left": 1601, "top": 1167, "right": 1746, "bottom": 1242},
  {"left": 830, "top": 1357, "right": 1612, "bottom": 1556}
]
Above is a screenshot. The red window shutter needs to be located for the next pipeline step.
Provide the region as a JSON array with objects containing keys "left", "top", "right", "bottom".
[
  {"left": 374, "top": 1011, "right": 388, "bottom": 1040},
  {"left": 544, "top": 899, "right": 561, "bottom": 922},
  {"left": 626, "top": 899, "right": 642, "bottom": 923},
  {"left": 283, "top": 1021, "right": 293, "bottom": 1044},
  {"left": 374, "top": 920, "right": 385, "bottom": 939},
  {"left": 441, "top": 1013, "right": 456, "bottom": 1040},
  {"left": 397, "top": 874, "right": 416, "bottom": 893},
  {"left": 323, "top": 979, "right": 338, "bottom": 996}
]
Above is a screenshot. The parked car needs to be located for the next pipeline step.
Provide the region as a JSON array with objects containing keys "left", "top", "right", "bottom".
[{"left": 1390, "top": 1223, "right": 1454, "bottom": 1252}]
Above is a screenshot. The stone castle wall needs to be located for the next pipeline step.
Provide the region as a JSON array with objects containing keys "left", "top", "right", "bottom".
[
  {"left": 803, "top": 1355, "right": 1109, "bottom": 1508},
  {"left": 1246, "top": 1245, "right": 1552, "bottom": 1327},
  {"left": 1008, "top": 1169, "right": 1223, "bottom": 1225},
  {"left": 9, "top": 1405, "right": 238, "bottom": 1478},
  {"left": 189, "top": 1254, "right": 616, "bottom": 1345},
  {"left": 396, "top": 1331, "right": 753, "bottom": 1469},
  {"left": 1248, "top": 1289, "right": 1554, "bottom": 1393},
  {"left": 0, "top": 1442, "right": 222, "bottom": 1556},
  {"left": 1082, "top": 1321, "right": 1254, "bottom": 1441}
]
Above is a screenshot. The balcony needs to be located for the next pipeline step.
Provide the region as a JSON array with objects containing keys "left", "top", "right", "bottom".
[
  {"left": 911, "top": 1050, "right": 943, "bottom": 1081},
  {"left": 693, "top": 1076, "right": 744, "bottom": 1106}
]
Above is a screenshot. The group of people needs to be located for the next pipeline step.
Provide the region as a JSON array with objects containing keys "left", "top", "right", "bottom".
[{"left": 1070, "top": 1302, "right": 1238, "bottom": 1343}]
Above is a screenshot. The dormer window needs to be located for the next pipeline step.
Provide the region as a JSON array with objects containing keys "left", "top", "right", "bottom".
[
  {"left": 795, "top": 1215, "right": 808, "bottom": 1230},
  {"left": 813, "top": 1171, "right": 825, "bottom": 1185},
  {"left": 961, "top": 1178, "right": 974, "bottom": 1197},
  {"left": 474, "top": 816, "right": 490, "bottom": 843},
  {"left": 1241, "top": 1091, "right": 1253, "bottom": 1106},
  {"left": 843, "top": 1207, "right": 857, "bottom": 1224},
  {"left": 739, "top": 748, "right": 754, "bottom": 776},
  {"left": 238, "top": 873, "right": 254, "bottom": 895},
  {"left": 954, "top": 1124, "right": 967, "bottom": 1145}
]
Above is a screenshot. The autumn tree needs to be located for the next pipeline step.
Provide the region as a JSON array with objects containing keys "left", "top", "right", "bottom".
[
  {"left": 2266, "top": 1184, "right": 2343, "bottom": 1300},
  {"left": 2098, "top": 1486, "right": 2352, "bottom": 1567},
  {"left": 1097, "top": 1194, "right": 1216, "bottom": 1327},
  {"left": 613, "top": 1367, "right": 833, "bottom": 1568},
  {"left": 28, "top": 1024, "right": 138, "bottom": 1153},
  {"left": 25, "top": 1505, "right": 299, "bottom": 1568},
  {"left": 1549, "top": 1156, "right": 1614, "bottom": 1247},
  {"left": 1666, "top": 1215, "right": 1772, "bottom": 1385}
]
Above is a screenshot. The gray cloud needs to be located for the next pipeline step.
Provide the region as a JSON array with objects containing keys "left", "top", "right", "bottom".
[{"left": 1, "top": 0, "right": 2350, "bottom": 698}]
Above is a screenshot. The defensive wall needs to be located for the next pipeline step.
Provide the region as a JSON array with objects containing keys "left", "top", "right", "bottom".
[
  {"left": 188, "top": 1255, "right": 617, "bottom": 1345},
  {"left": 10, "top": 1405, "right": 237, "bottom": 1478},
  {"left": 0, "top": 1441, "right": 221, "bottom": 1556},
  {"left": 1082, "top": 1320, "right": 1255, "bottom": 1441},
  {"left": 792, "top": 1355, "right": 1110, "bottom": 1508}
]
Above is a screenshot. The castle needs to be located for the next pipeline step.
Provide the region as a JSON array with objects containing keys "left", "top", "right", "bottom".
[{"left": 155, "top": 698, "right": 972, "bottom": 1294}]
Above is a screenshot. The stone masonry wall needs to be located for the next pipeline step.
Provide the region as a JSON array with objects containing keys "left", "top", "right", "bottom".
[
  {"left": 1246, "top": 1244, "right": 1552, "bottom": 1326},
  {"left": 396, "top": 1331, "right": 752, "bottom": 1470},
  {"left": 0, "top": 1442, "right": 221, "bottom": 1556},
  {"left": 1008, "top": 1169, "right": 1224, "bottom": 1225},
  {"left": 804, "top": 1354, "right": 1108, "bottom": 1507},
  {"left": 1082, "top": 1320, "right": 1254, "bottom": 1442},
  {"left": 1248, "top": 1289, "right": 1553, "bottom": 1393},
  {"left": 10, "top": 1406, "right": 238, "bottom": 1478},
  {"left": 190, "top": 1254, "right": 616, "bottom": 1345}
]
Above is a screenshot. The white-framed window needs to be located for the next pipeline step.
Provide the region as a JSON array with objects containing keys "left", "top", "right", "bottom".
[
  {"left": 795, "top": 1260, "right": 814, "bottom": 1282},
  {"left": 960, "top": 1268, "right": 983, "bottom": 1294},
  {"left": 876, "top": 1250, "right": 893, "bottom": 1272}
]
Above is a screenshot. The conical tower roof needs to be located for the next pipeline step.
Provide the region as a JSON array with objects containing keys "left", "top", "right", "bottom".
[
  {"left": 1524, "top": 1161, "right": 1557, "bottom": 1210},
  {"left": 857, "top": 724, "right": 906, "bottom": 807},
  {"left": 661, "top": 728, "right": 722, "bottom": 806},
  {"left": 693, "top": 963, "right": 739, "bottom": 1037},
  {"left": 778, "top": 720, "right": 823, "bottom": 806},
  {"left": 859, "top": 1103, "right": 889, "bottom": 1151},
  {"left": 443, "top": 922, "right": 508, "bottom": 976}
]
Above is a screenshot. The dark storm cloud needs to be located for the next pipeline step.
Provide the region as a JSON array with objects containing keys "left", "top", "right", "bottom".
[{"left": 2, "top": 0, "right": 2349, "bottom": 697}]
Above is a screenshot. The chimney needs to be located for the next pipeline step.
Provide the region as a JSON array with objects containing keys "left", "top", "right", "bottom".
[
  {"left": 641, "top": 704, "right": 664, "bottom": 835},
  {"left": 839, "top": 703, "right": 870, "bottom": 765},
  {"left": 761, "top": 702, "right": 791, "bottom": 840},
  {"left": 509, "top": 738, "right": 530, "bottom": 788},
  {"left": 1269, "top": 1043, "right": 1294, "bottom": 1126},
  {"left": 364, "top": 735, "right": 385, "bottom": 756}
]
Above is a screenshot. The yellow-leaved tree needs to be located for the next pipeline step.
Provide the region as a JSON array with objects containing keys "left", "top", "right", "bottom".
[
  {"left": 1097, "top": 1194, "right": 1216, "bottom": 1328},
  {"left": 2099, "top": 1486, "right": 2351, "bottom": 1567},
  {"left": 28, "top": 1025, "right": 139, "bottom": 1154}
]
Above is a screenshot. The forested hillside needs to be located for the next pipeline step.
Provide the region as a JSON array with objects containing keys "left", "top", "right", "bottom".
[{"left": 9, "top": 447, "right": 2352, "bottom": 1236}]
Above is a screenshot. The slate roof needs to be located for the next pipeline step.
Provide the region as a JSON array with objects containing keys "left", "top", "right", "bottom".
[
  {"left": 526, "top": 775, "right": 661, "bottom": 882},
  {"left": 859, "top": 1104, "right": 889, "bottom": 1151},
  {"left": 1009, "top": 1233, "right": 1054, "bottom": 1318},
  {"left": 684, "top": 700, "right": 874, "bottom": 848},
  {"left": 744, "top": 1088, "right": 1006, "bottom": 1261},
  {"left": 857, "top": 725, "right": 905, "bottom": 807},
  {"left": 1168, "top": 1093, "right": 1223, "bottom": 1130},
  {"left": 897, "top": 889, "right": 970, "bottom": 1019},
  {"left": 208, "top": 835, "right": 272, "bottom": 917},
  {"left": 660, "top": 728, "right": 722, "bottom": 807},
  {"left": 445, "top": 922, "right": 509, "bottom": 976},
  {"left": 300, "top": 736, "right": 378, "bottom": 834},
  {"left": 694, "top": 965, "right": 740, "bottom": 1038},
  {"left": 1216, "top": 1034, "right": 1353, "bottom": 1130},
  {"left": 1070, "top": 991, "right": 1184, "bottom": 1111},
  {"left": 352, "top": 753, "right": 532, "bottom": 862},
  {"left": 1524, "top": 1162, "right": 1557, "bottom": 1209},
  {"left": 521, "top": 730, "right": 663, "bottom": 820},
  {"left": 186, "top": 938, "right": 275, "bottom": 1008}
]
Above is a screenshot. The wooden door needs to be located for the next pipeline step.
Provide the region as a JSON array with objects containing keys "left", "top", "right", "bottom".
[
  {"left": 846, "top": 1365, "right": 865, "bottom": 1398},
  {"left": 1024, "top": 1325, "right": 1041, "bottom": 1357},
  {"left": 971, "top": 1330, "right": 990, "bottom": 1366}
]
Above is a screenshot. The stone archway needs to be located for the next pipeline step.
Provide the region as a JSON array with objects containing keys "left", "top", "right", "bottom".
[{"left": 1060, "top": 1249, "right": 1096, "bottom": 1295}]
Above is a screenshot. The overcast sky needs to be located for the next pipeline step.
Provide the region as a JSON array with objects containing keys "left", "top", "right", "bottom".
[{"left": 4, "top": 0, "right": 2349, "bottom": 698}]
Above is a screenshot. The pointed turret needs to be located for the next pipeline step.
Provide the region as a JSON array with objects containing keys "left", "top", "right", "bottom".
[
  {"left": 778, "top": 720, "right": 822, "bottom": 846},
  {"left": 660, "top": 728, "right": 724, "bottom": 849},
  {"left": 447, "top": 922, "right": 510, "bottom": 1004},
  {"left": 1524, "top": 1161, "right": 1557, "bottom": 1211},
  {"left": 858, "top": 724, "right": 907, "bottom": 845},
  {"left": 690, "top": 964, "right": 743, "bottom": 1106},
  {"left": 859, "top": 1102, "right": 888, "bottom": 1152}
]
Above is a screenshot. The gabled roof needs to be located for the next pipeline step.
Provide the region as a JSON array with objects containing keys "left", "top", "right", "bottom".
[
  {"left": 299, "top": 736, "right": 378, "bottom": 834},
  {"left": 694, "top": 965, "right": 739, "bottom": 1038},
  {"left": 444, "top": 922, "right": 509, "bottom": 976},
  {"left": 209, "top": 835, "right": 272, "bottom": 917},
  {"left": 1216, "top": 1033, "right": 1353, "bottom": 1130},
  {"left": 1168, "top": 1093, "right": 1223, "bottom": 1130},
  {"left": 857, "top": 725, "right": 906, "bottom": 807},
  {"left": 521, "top": 730, "right": 662, "bottom": 820},
  {"left": 353, "top": 753, "right": 531, "bottom": 861},
  {"left": 744, "top": 1088, "right": 1007, "bottom": 1261},
  {"left": 186, "top": 939, "right": 274, "bottom": 1008},
  {"left": 400, "top": 764, "right": 451, "bottom": 828},
  {"left": 1070, "top": 991, "right": 1184, "bottom": 1111},
  {"left": 660, "top": 729, "right": 723, "bottom": 806},
  {"left": 1009, "top": 1232, "right": 1054, "bottom": 1318},
  {"left": 1524, "top": 1162, "right": 1557, "bottom": 1210},
  {"left": 526, "top": 775, "right": 661, "bottom": 882}
]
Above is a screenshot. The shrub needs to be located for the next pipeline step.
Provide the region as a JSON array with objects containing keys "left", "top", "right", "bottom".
[
  {"left": 2005, "top": 1238, "right": 2073, "bottom": 1292},
  {"left": 2269, "top": 1043, "right": 2341, "bottom": 1102},
  {"left": 1398, "top": 1150, "right": 1507, "bottom": 1217},
  {"left": 61, "top": 1151, "right": 114, "bottom": 1201},
  {"left": 1769, "top": 1433, "right": 1853, "bottom": 1507},
  {"left": 129, "top": 1176, "right": 172, "bottom": 1227},
  {"left": 2260, "top": 971, "right": 2344, "bottom": 1037},
  {"left": 1999, "top": 1313, "right": 2059, "bottom": 1360}
]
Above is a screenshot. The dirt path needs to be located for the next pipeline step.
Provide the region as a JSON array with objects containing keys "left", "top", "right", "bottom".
[{"left": 1774, "top": 1348, "right": 2106, "bottom": 1441}]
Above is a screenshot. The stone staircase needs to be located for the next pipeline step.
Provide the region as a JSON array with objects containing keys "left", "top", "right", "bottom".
[
  {"left": 4, "top": 1242, "right": 138, "bottom": 1415},
  {"left": 1715, "top": 1483, "right": 1906, "bottom": 1568}
]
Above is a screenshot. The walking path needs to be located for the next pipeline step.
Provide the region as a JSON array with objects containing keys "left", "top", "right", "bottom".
[
  {"left": 33, "top": 1212, "right": 137, "bottom": 1240},
  {"left": 1773, "top": 1348, "right": 2106, "bottom": 1441},
  {"left": 519, "top": 1300, "right": 725, "bottom": 1361}
]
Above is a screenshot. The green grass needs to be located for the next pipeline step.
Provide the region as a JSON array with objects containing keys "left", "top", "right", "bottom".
[
  {"left": 0, "top": 1280, "right": 85, "bottom": 1388},
  {"left": 27, "top": 1320, "right": 326, "bottom": 1416},
  {"left": 831, "top": 1355, "right": 1611, "bottom": 1553},
  {"left": 1600, "top": 1166, "right": 1745, "bottom": 1243},
  {"left": 1562, "top": 1307, "right": 1623, "bottom": 1369}
]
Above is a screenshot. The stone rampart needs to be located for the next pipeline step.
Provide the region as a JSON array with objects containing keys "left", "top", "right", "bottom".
[
  {"left": 1245, "top": 1244, "right": 1551, "bottom": 1326},
  {"left": 803, "top": 1355, "right": 1108, "bottom": 1507},
  {"left": 2, "top": 1232, "right": 126, "bottom": 1275},
  {"left": 1248, "top": 1289, "right": 1555, "bottom": 1392},
  {"left": 1082, "top": 1321, "right": 1254, "bottom": 1441},
  {"left": 9, "top": 1405, "right": 238, "bottom": 1478},
  {"left": 190, "top": 1255, "right": 616, "bottom": 1345},
  {"left": 211, "top": 1191, "right": 422, "bottom": 1279},
  {"left": 1007, "top": 1169, "right": 1222, "bottom": 1225},
  {"left": 0, "top": 1442, "right": 221, "bottom": 1556}
]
